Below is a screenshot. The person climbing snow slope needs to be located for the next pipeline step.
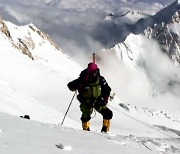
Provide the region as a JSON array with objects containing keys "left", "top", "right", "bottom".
[{"left": 67, "top": 62, "right": 113, "bottom": 132}]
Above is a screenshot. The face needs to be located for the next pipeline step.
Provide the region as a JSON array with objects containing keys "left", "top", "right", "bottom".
[
  {"left": 89, "top": 69, "right": 99, "bottom": 77},
  {"left": 88, "top": 69, "right": 99, "bottom": 82}
]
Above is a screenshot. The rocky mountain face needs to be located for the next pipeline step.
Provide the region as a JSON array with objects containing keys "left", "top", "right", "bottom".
[
  {"left": 110, "top": 0, "right": 180, "bottom": 66},
  {"left": 0, "top": 16, "right": 11, "bottom": 38},
  {"left": 144, "top": 10, "right": 180, "bottom": 66},
  {"left": 0, "top": 16, "right": 60, "bottom": 60}
]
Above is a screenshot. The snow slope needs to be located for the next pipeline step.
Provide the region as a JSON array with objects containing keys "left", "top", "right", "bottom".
[
  {"left": 2, "top": 112, "right": 180, "bottom": 154},
  {"left": 0, "top": 19, "right": 82, "bottom": 114},
  {"left": 1, "top": 16, "right": 180, "bottom": 153}
]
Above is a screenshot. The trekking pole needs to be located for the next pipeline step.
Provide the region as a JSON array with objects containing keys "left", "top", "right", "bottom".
[{"left": 61, "top": 90, "right": 77, "bottom": 125}]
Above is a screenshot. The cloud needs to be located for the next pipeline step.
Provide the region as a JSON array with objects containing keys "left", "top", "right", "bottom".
[
  {"left": 0, "top": 0, "right": 169, "bottom": 55},
  {"left": 95, "top": 34, "right": 180, "bottom": 117},
  {"left": 135, "top": 35, "right": 180, "bottom": 95},
  {"left": 168, "top": 23, "right": 180, "bottom": 35}
]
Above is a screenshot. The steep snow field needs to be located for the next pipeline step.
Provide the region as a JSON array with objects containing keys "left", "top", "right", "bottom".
[
  {"left": 0, "top": 0, "right": 180, "bottom": 153},
  {"left": 0, "top": 19, "right": 180, "bottom": 153}
]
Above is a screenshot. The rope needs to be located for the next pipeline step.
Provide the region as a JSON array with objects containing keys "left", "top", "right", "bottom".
[
  {"left": 109, "top": 104, "right": 174, "bottom": 138},
  {"left": 91, "top": 108, "right": 97, "bottom": 118}
]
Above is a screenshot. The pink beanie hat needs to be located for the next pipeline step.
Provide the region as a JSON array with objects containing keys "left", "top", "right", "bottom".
[{"left": 87, "top": 62, "right": 98, "bottom": 73}]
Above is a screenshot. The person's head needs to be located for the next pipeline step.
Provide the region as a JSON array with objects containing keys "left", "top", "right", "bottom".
[{"left": 87, "top": 62, "right": 100, "bottom": 81}]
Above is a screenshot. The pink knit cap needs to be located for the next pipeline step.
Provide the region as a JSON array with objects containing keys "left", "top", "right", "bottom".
[{"left": 87, "top": 62, "right": 98, "bottom": 73}]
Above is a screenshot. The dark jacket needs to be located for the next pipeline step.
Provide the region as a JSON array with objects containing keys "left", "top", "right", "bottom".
[{"left": 67, "top": 69, "right": 111, "bottom": 102}]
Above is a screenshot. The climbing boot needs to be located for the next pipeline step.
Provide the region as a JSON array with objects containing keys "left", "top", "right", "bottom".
[
  {"left": 101, "top": 119, "right": 111, "bottom": 132},
  {"left": 82, "top": 121, "right": 90, "bottom": 131}
]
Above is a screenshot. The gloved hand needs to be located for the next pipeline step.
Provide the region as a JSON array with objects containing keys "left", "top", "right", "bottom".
[
  {"left": 68, "top": 81, "right": 83, "bottom": 92},
  {"left": 67, "top": 82, "right": 76, "bottom": 91}
]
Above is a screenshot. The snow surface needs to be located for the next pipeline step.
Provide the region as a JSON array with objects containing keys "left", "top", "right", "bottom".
[
  {"left": 3, "top": 112, "right": 180, "bottom": 154},
  {"left": 0, "top": 0, "right": 180, "bottom": 154},
  {"left": 1, "top": 19, "right": 180, "bottom": 154}
]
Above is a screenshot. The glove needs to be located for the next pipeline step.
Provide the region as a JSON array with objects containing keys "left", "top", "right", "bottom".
[
  {"left": 67, "top": 82, "right": 76, "bottom": 91},
  {"left": 67, "top": 79, "right": 80, "bottom": 91}
]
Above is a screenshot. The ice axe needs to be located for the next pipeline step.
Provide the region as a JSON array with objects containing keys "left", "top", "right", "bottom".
[{"left": 93, "top": 53, "right": 96, "bottom": 63}]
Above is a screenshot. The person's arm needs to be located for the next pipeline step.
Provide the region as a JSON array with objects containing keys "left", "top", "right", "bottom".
[
  {"left": 67, "top": 78, "right": 80, "bottom": 91},
  {"left": 99, "top": 76, "right": 111, "bottom": 105},
  {"left": 100, "top": 76, "right": 111, "bottom": 96},
  {"left": 67, "top": 69, "right": 87, "bottom": 92}
]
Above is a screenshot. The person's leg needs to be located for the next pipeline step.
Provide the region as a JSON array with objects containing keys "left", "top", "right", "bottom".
[
  {"left": 80, "top": 103, "right": 93, "bottom": 131},
  {"left": 95, "top": 105, "right": 113, "bottom": 132}
]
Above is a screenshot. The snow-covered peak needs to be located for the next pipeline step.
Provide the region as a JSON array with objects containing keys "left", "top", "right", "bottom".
[
  {"left": 0, "top": 16, "right": 11, "bottom": 38},
  {"left": 0, "top": 15, "right": 82, "bottom": 125},
  {"left": 142, "top": 7, "right": 180, "bottom": 66},
  {"left": 131, "top": 0, "right": 180, "bottom": 31},
  {"left": 171, "top": 10, "right": 180, "bottom": 23},
  {"left": 109, "top": 32, "right": 180, "bottom": 103},
  {"left": 108, "top": 1, "right": 180, "bottom": 65},
  {"left": 1, "top": 17, "right": 62, "bottom": 60}
]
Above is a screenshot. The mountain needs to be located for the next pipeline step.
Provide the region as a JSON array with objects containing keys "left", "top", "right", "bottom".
[
  {"left": 1, "top": 14, "right": 180, "bottom": 153},
  {"left": 0, "top": 16, "right": 60, "bottom": 60},
  {"left": 1, "top": 1, "right": 180, "bottom": 153},
  {"left": 107, "top": 1, "right": 180, "bottom": 99},
  {"left": 101, "top": 0, "right": 180, "bottom": 48},
  {"left": 0, "top": 0, "right": 174, "bottom": 55},
  {"left": 144, "top": 12, "right": 180, "bottom": 65},
  {"left": 110, "top": 0, "right": 180, "bottom": 64},
  {"left": 0, "top": 15, "right": 82, "bottom": 124}
]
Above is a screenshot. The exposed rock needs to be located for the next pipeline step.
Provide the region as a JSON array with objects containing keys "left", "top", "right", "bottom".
[
  {"left": 0, "top": 16, "right": 61, "bottom": 60},
  {"left": 29, "top": 24, "right": 59, "bottom": 50},
  {"left": 17, "top": 38, "right": 34, "bottom": 60},
  {"left": 0, "top": 16, "right": 11, "bottom": 38},
  {"left": 144, "top": 10, "right": 180, "bottom": 65}
]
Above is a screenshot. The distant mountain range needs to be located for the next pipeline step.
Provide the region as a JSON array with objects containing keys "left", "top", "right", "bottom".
[{"left": 110, "top": 0, "right": 180, "bottom": 65}]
